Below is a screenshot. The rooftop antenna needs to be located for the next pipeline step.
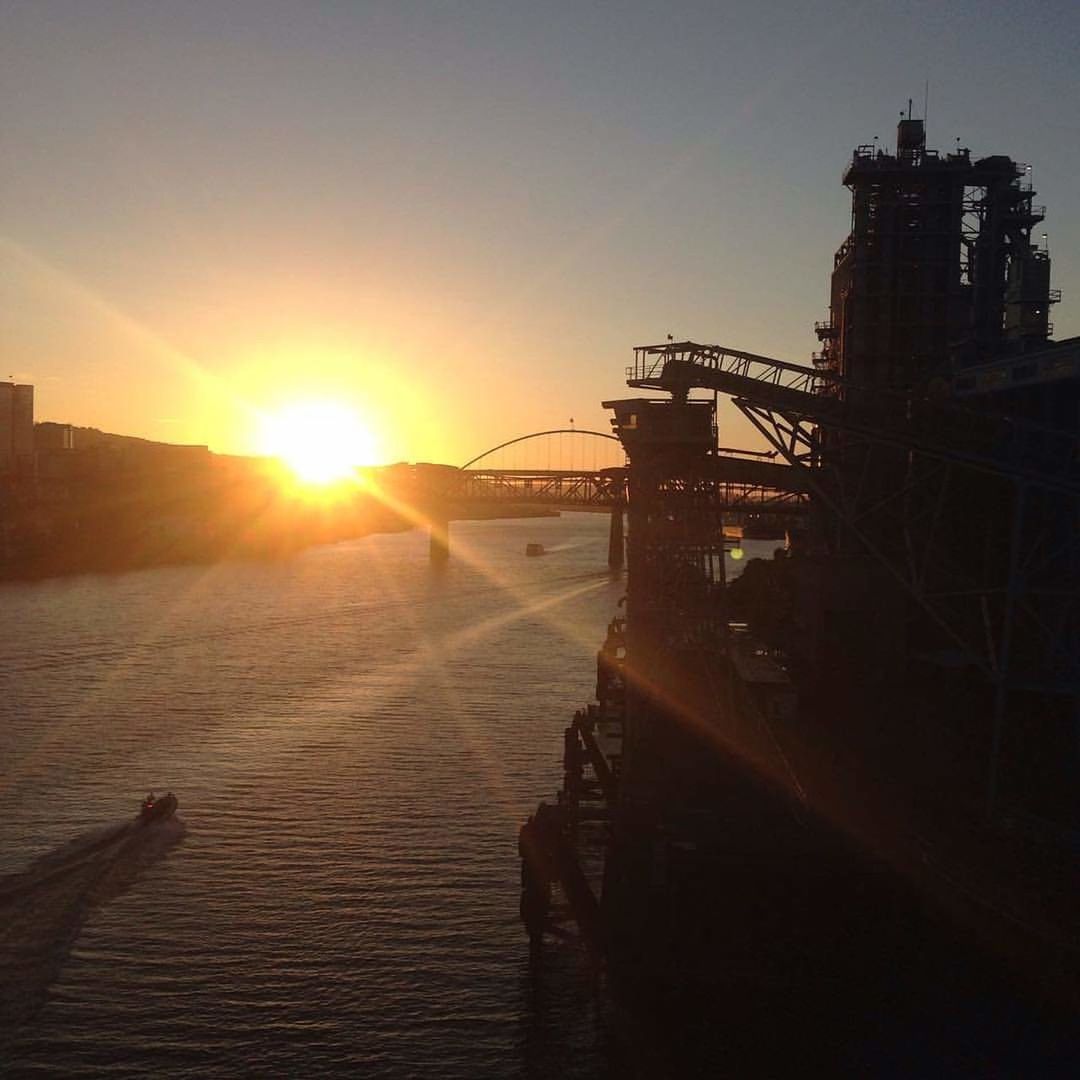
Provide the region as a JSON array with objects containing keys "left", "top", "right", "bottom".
[{"left": 923, "top": 80, "right": 929, "bottom": 125}]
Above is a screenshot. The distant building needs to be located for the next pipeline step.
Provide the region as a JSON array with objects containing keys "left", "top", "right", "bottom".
[
  {"left": 0, "top": 383, "right": 34, "bottom": 477},
  {"left": 34, "top": 422, "right": 77, "bottom": 485},
  {"left": 35, "top": 422, "right": 75, "bottom": 451}
]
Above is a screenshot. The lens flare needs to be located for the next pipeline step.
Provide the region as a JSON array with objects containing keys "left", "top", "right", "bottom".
[{"left": 257, "top": 400, "right": 379, "bottom": 484}]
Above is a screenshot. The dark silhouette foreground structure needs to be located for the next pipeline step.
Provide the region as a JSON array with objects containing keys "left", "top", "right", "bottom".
[{"left": 520, "top": 115, "right": 1079, "bottom": 1073}]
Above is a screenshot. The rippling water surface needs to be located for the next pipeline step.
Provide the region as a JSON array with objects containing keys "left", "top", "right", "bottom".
[{"left": 1, "top": 514, "right": 632, "bottom": 1077}]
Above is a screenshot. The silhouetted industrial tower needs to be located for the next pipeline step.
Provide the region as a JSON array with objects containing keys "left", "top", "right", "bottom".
[{"left": 815, "top": 109, "right": 1059, "bottom": 386}]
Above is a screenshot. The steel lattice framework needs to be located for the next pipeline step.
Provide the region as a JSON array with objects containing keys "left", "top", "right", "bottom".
[
  {"left": 630, "top": 342, "right": 1080, "bottom": 495},
  {"left": 629, "top": 340, "right": 1080, "bottom": 811},
  {"left": 458, "top": 462, "right": 807, "bottom": 517},
  {"left": 458, "top": 468, "right": 626, "bottom": 510}
]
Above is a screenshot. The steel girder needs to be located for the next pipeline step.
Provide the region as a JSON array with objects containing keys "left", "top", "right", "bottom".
[
  {"left": 624, "top": 466, "right": 732, "bottom": 650},
  {"left": 629, "top": 340, "right": 1079, "bottom": 705},
  {"left": 459, "top": 468, "right": 626, "bottom": 510},
  {"left": 735, "top": 397, "right": 1079, "bottom": 688},
  {"left": 457, "top": 464, "right": 808, "bottom": 517},
  {"left": 630, "top": 341, "right": 1079, "bottom": 816},
  {"left": 629, "top": 342, "right": 1080, "bottom": 496}
]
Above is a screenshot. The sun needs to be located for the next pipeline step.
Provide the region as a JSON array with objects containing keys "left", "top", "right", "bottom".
[{"left": 257, "top": 400, "right": 379, "bottom": 485}]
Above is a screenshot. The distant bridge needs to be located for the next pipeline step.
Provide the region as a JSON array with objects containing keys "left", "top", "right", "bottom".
[
  {"left": 459, "top": 468, "right": 626, "bottom": 511},
  {"left": 392, "top": 428, "right": 809, "bottom": 568},
  {"left": 456, "top": 427, "right": 807, "bottom": 514},
  {"left": 458, "top": 460, "right": 808, "bottom": 515},
  {"left": 460, "top": 428, "right": 623, "bottom": 472}
]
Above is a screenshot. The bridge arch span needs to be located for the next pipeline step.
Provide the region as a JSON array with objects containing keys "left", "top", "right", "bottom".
[{"left": 461, "top": 429, "right": 623, "bottom": 471}]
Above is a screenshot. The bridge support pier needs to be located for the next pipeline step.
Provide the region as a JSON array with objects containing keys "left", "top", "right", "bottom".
[
  {"left": 429, "top": 513, "right": 450, "bottom": 563},
  {"left": 608, "top": 503, "right": 625, "bottom": 573}
]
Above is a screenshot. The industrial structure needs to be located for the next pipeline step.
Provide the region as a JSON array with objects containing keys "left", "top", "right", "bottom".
[
  {"left": 519, "top": 115, "right": 1078, "bottom": 1065},
  {"left": 816, "top": 109, "right": 1060, "bottom": 383}
]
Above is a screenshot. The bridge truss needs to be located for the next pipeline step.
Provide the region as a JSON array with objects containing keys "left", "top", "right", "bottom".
[
  {"left": 458, "top": 468, "right": 625, "bottom": 511},
  {"left": 458, "top": 461, "right": 807, "bottom": 518}
]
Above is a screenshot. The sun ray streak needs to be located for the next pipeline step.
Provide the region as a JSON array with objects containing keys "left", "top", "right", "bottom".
[{"left": 0, "top": 235, "right": 253, "bottom": 421}]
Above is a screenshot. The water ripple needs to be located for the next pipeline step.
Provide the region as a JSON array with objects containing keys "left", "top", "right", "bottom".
[{"left": 0, "top": 516, "right": 623, "bottom": 1077}]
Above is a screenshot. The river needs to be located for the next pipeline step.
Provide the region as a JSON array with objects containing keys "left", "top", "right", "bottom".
[{"left": 0, "top": 514, "right": 773, "bottom": 1076}]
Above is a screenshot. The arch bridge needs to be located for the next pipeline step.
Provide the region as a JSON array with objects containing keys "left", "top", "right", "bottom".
[{"left": 405, "top": 428, "right": 808, "bottom": 568}]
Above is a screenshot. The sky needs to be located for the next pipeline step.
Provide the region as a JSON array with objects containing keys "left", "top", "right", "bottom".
[{"left": 3, "top": 0, "right": 1079, "bottom": 465}]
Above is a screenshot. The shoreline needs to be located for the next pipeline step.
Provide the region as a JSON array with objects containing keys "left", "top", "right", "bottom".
[{"left": 0, "top": 507, "right": 559, "bottom": 586}]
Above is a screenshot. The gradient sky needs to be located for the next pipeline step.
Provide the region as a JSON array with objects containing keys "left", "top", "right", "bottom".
[{"left": 3, "top": 1, "right": 1078, "bottom": 464}]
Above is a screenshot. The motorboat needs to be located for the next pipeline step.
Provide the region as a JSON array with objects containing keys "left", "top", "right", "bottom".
[
  {"left": 525, "top": 543, "right": 546, "bottom": 557},
  {"left": 139, "top": 791, "right": 178, "bottom": 824}
]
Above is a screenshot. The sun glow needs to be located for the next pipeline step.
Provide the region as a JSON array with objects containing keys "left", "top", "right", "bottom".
[{"left": 257, "top": 400, "right": 380, "bottom": 485}]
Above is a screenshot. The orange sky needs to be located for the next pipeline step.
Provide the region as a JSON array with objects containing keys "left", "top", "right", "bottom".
[{"left": 3, "top": 4, "right": 1077, "bottom": 466}]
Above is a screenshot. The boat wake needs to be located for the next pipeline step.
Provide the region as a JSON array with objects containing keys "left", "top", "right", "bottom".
[{"left": 0, "top": 816, "right": 185, "bottom": 1035}]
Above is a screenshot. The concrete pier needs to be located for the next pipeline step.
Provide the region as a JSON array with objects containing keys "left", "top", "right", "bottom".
[{"left": 428, "top": 514, "right": 450, "bottom": 563}]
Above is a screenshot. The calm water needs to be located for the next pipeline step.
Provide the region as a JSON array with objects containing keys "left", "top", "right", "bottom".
[
  {"left": 0, "top": 515, "right": 765, "bottom": 1077},
  {"left": 0, "top": 514, "right": 631, "bottom": 1077}
]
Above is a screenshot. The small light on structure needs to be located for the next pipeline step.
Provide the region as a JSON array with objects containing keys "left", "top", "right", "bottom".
[{"left": 730, "top": 547, "right": 745, "bottom": 561}]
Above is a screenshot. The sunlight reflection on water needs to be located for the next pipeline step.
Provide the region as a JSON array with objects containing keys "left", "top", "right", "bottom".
[{"left": 0, "top": 515, "right": 626, "bottom": 1077}]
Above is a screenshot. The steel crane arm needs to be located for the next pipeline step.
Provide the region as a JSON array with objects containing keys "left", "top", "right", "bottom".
[
  {"left": 629, "top": 344, "right": 1080, "bottom": 496},
  {"left": 629, "top": 342, "right": 827, "bottom": 400}
]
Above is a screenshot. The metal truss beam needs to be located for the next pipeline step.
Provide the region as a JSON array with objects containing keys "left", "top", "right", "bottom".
[
  {"left": 628, "top": 340, "right": 1079, "bottom": 817},
  {"left": 735, "top": 397, "right": 1079, "bottom": 691},
  {"left": 457, "top": 464, "right": 808, "bottom": 516},
  {"left": 629, "top": 342, "right": 1080, "bottom": 496}
]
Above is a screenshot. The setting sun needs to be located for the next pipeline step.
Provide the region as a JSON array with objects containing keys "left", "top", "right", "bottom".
[{"left": 257, "top": 400, "right": 380, "bottom": 484}]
